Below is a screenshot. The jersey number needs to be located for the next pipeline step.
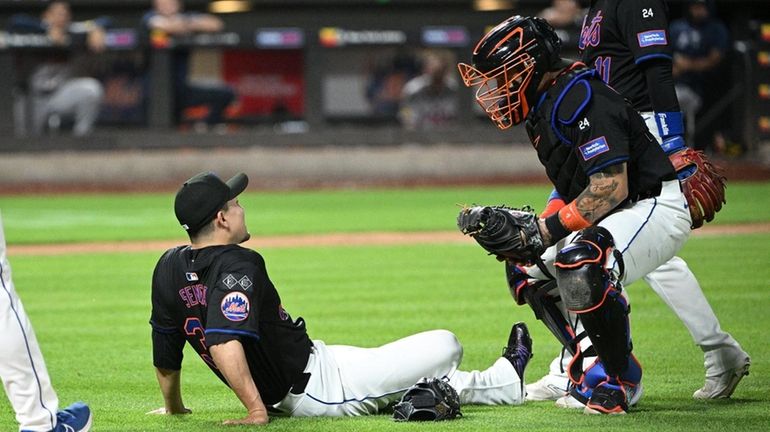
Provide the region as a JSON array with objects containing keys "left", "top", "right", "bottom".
[
  {"left": 184, "top": 317, "right": 218, "bottom": 370},
  {"left": 594, "top": 56, "right": 611, "bottom": 84},
  {"left": 642, "top": 8, "right": 654, "bottom": 18}
]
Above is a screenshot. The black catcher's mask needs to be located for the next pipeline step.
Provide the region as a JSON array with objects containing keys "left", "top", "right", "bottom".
[{"left": 458, "top": 16, "right": 562, "bottom": 129}]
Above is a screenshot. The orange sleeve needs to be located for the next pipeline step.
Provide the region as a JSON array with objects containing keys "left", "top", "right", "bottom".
[{"left": 540, "top": 198, "right": 566, "bottom": 218}]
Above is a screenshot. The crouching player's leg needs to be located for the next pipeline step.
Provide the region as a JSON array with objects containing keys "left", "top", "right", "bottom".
[{"left": 555, "top": 227, "right": 642, "bottom": 415}]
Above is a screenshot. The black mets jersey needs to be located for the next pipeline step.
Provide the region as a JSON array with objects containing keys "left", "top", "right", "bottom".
[
  {"left": 150, "top": 244, "right": 313, "bottom": 405},
  {"left": 525, "top": 65, "right": 676, "bottom": 203},
  {"left": 579, "top": 0, "right": 673, "bottom": 111}
]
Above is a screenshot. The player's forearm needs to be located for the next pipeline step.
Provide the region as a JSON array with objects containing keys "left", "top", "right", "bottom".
[
  {"left": 572, "top": 164, "right": 628, "bottom": 223},
  {"left": 539, "top": 164, "right": 628, "bottom": 245},
  {"left": 209, "top": 340, "right": 269, "bottom": 424},
  {"left": 155, "top": 367, "right": 187, "bottom": 413}
]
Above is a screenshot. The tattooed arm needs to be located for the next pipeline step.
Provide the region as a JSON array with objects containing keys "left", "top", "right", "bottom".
[
  {"left": 572, "top": 163, "right": 629, "bottom": 222},
  {"left": 539, "top": 163, "right": 628, "bottom": 245}
]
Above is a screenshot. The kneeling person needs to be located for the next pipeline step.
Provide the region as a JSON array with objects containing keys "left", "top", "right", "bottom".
[{"left": 458, "top": 16, "right": 691, "bottom": 414}]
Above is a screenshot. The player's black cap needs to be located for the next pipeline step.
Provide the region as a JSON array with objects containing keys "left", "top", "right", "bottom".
[{"left": 174, "top": 171, "right": 248, "bottom": 234}]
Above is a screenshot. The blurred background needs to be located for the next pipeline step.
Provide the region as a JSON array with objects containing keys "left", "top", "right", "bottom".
[{"left": 0, "top": 0, "right": 768, "bottom": 191}]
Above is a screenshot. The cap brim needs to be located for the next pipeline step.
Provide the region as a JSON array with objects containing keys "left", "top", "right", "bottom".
[{"left": 226, "top": 173, "right": 248, "bottom": 199}]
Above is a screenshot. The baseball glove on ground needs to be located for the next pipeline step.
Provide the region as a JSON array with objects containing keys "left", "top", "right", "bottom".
[
  {"left": 392, "top": 377, "right": 461, "bottom": 422},
  {"left": 669, "top": 148, "right": 726, "bottom": 229},
  {"left": 457, "top": 205, "right": 545, "bottom": 264}
]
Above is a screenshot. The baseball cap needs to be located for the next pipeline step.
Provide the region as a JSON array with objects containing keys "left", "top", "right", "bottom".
[{"left": 174, "top": 171, "right": 248, "bottom": 233}]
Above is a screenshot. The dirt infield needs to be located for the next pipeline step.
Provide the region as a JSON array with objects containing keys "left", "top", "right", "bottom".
[{"left": 8, "top": 222, "right": 770, "bottom": 256}]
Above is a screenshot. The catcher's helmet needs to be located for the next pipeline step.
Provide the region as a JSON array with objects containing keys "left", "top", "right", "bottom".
[{"left": 458, "top": 16, "right": 561, "bottom": 129}]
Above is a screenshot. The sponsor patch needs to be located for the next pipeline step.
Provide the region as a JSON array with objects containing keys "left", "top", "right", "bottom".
[
  {"left": 222, "top": 274, "right": 238, "bottom": 289},
  {"left": 637, "top": 30, "right": 667, "bottom": 47},
  {"left": 238, "top": 275, "right": 253, "bottom": 290},
  {"left": 221, "top": 292, "right": 250, "bottom": 322},
  {"left": 579, "top": 136, "right": 610, "bottom": 161},
  {"left": 185, "top": 272, "right": 198, "bottom": 282}
]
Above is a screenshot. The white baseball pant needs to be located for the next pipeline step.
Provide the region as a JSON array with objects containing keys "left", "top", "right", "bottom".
[
  {"left": 0, "top": 212, "right": 60, "bottom": 432},
  {"left": 536, "top": 117, "right": 748, "bottom": 387},
  {"left": 641, "top": 113, "right": 748, "bottom": 376},
  {"left": 272, "top": 329, "right": 523, "bottom": 416},
  {"left": 529, "top": 180, "right": 689, "bottom": 379}
]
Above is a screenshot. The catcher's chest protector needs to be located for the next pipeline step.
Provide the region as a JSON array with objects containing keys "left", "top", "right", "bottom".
[{"left": 525, "top": 68, "right": 597, "bottom": 201}]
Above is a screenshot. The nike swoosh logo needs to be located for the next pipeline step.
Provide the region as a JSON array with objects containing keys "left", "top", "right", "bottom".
[{"left": 533, "top": 135, "right": 541, "bottom": 148}]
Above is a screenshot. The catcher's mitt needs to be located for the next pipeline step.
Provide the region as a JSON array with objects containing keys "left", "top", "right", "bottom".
[
  {"left": 457, "top": 205, "right": 545, "bottom": 264},
  {"left": 392, "top": 377, "right": 461, "bottom": 422},
  {"left": 669, "top": 148, "right": 726, "bottom": 229}
]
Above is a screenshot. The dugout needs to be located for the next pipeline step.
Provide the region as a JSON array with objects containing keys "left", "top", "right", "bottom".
[{"left": 0, "top": 0, "right": 767, "bottom": 156}]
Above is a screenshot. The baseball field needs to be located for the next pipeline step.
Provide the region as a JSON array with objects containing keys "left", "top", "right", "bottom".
[{"left": 1, "top": 181, "right": 769, "bottom": 431}]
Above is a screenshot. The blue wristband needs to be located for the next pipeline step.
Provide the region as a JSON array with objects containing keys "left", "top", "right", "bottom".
[
  {"left": 654, "top": 111, "right": 684, "bottom": 138},
  {"left": 655, "top": 112, "right": 686, "bottom": 154},
  {"left": 661, "top": 135, "right": 686, "bottom": 154}
]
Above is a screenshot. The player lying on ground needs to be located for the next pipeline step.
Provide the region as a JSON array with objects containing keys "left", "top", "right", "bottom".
[{"left": 148, "top": 171, "right": 534, "bottom": 425}]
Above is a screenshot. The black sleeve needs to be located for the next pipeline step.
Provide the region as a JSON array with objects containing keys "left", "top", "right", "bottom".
[
  {"left": 149, "top": 254, "right": 176, "bottom": 330},
  {"left": 204, "top": 259, "right": 261, "bottom": 347},
  {"left": 149, "top": 252, "right": 186, "bottom": 370},
  {"left": 619, "top": 0, "right": 673, "bottom": 63},
  {"left": 152, "top": 328, "right": 185, "bottom": 370},
  {"left": 640, "top": 58, "right": 680, "bottom": 112}
]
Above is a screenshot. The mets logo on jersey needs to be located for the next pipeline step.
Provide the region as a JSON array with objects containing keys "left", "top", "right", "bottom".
[
  {"left": 221, "top": 292, "right": 250, "bottom": 322},
  {"left": 637, "top": 30, "right": 667, "bottom": 47},
  {"left": 579, "top": 11, "right": 603, "bottom": 49},
  {"left": 579, "top": 136, "right": 610, "bottom": 161}
]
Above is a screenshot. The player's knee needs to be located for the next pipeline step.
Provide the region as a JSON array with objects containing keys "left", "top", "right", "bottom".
[
  {"left": 431, "top": 329, "right": 463, "bottom": 365},
  {"left": 554, "top": 226, "right": 617, "bottom": 312},
  {"left": 77, "top": 78, "right": 104, "bottom": 104}
]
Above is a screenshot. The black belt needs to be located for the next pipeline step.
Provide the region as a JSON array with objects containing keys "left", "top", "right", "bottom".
[
  {"left": 630, "top": 183, "right": 663, "bottom": 203},
  {"left": 290, "top": 372, "right": 311, "bottom": 395}
]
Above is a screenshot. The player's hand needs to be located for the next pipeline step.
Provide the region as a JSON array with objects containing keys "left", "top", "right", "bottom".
[
  {"left": 145, "top": 406, "right": 192, "bottom": 415},
  {"left": 222, "top": 411, "right": 269, "bottom": 426}
]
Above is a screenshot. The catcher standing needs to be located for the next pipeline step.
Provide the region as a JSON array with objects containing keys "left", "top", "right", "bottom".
[
  {"left": 525, "top": 0, "right": 749, "bottom": 405},
  {"left": 148, "top": 171, "right": 534, "bottom": 425},
  {"left": 458, "top": 16, "right": 692, "bottom": 414}
]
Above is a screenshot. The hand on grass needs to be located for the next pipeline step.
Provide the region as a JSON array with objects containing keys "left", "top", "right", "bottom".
[
  {"left": 222, "top": 409, "right": 269, "bottom": 425},
  {"left": 146, "top": 406, "right": 192, "bottom": 415}
]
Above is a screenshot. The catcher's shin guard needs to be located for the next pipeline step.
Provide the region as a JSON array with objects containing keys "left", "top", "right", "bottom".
[
  {"left": 555, "top": 227, "right": 632, "bottom": 377},
  {"left": 506, "top": 263, "right": 580, "bottom": 355}
]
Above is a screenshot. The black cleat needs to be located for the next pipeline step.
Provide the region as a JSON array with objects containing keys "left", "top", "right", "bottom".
[
  {"left": 502, "top": 322, "right": 533, "bottom": 380},
  {"left": 584, "top": 382, "right": 629, "bottom": 415}
]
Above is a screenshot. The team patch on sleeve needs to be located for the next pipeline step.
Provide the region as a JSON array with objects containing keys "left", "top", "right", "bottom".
[
  {"left": 637, "top": 30, "right": 667, "bottom": 47},
  {"left": 579, "top": 136, "right": 610, "bottom": 161},
  {"left": 222, "top": 273, "right": 253, "bottom": 291},
  {"left": 221, "top": 292, "right": 250, "bottom": 322}
]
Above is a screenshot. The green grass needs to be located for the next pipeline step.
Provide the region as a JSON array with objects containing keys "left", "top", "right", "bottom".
[
  {"left": 1, "top": 181, "right": 769, "bottom": 244},
  {"left": 1, "top": 234, "right": 768, "bottom": 431},
  {"left": 0, "top": 183, "right": 768, "bottom": 431}
]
